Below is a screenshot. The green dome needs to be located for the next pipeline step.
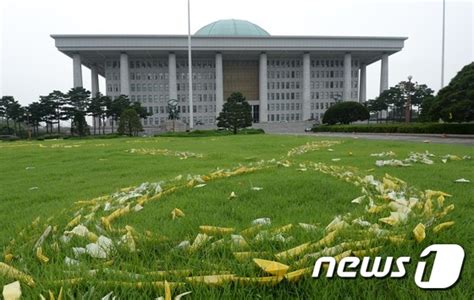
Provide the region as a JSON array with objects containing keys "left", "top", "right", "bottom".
[{"left": 195, "top": 19, "right": 270, "bottom": 37}]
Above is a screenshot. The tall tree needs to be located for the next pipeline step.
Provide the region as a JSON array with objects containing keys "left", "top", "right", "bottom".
[
  {"left": 109, "top": 95, "right": 131, "bottom": 133},
  {"left": 27, "top": 102, "right": 43, "bottom": 136},
  {"left": 39, "top": 94, "right": 56, "bottom": 133},
  {"left": 131, "top": 101, "right": 150, "bottom": 120},
  {"left": 429, "top": 62, "right": 474, "bottom": 122},
  {"left": 101, "top": 95, "right": 113, "bottom": 135},
  {"left": 0, "top": 96, "right": 15, "bottom": 130},
  {"left": 88, "top": 93, "right": 104, "bottom": 135},
  {"left": 66, "top": 87, "right": 91, "bottom": 136},
  {"left": 6, "top": 100, "right": 24, "bottom": 135},
  {"left": 216, "top": 92, "right": 252, "bottom": 134},
  {"left": 118, "top": 108, "right": 143, "bottom": 136},
  {"left": 49, "top": 90, "right": 67, "bottom": 134},
  {"left": 368, "top": 79, "right": 434, "bottom": 121}
]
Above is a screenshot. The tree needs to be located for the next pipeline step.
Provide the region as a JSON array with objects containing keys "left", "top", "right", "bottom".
[
  {"left": 49, "top": 90, "right": 67, "bottom": 134},
  {"left": 131, "top": 101, "right": 149, "bottom": 120},
  {"left": 418, "top": 95, "right": 436, "bottom": 122},
  {"left": 109, "top": 95, "right": 131, "bottom": 133},
  {"left": 367, "top": 97, "right": 388, "bottom": 116},
  {"left": 118, "top": 108, "right": 143, "bottom": 136},
  {"left": 66, "top": 87, "right": 91, "bottom": 136},
  {"left": 6, "top": 100, "right": 24, "bottom": 135},
  {"left": 27, "top": 102, "right": 43, "bottom": 136},
  {"left": 71, "top": 111, "right": 89, "bottom": 136},
  {"left": 0, "top": 96, "right": 15, "bottom": 131},
  {"left": 88, "top": 93, "right": 104, "bottom": 135},
  {"left": 367, "top": 79, "right": 434, "bottom": 121},
  {"left": 101, "top": 96, "right": 113, "bottom": 135},
  {"left": 39, "top": 94, "right": 56, "bottom": 134},
  {"left": 429, "top": 62, "right": 474, "bottom": 122},
  {"left": 322, "top": 101, "right": 369, "bottom": 125},
  {"left": 216, "top": 92, "right": 252, "bottom": 134}
]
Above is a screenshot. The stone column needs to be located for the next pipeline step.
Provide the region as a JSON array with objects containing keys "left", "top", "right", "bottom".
[
  {"left": 91, "top": 65, "right": 100, "bottom": 97},
  {"left": 259, "top": 52, "right": 268, "bottom": 123},
  {"left": 168, "top": 52, "right": 177, "bottom": 100},
  {"left": 215, "top": 52, "right": 224, "bottom": 118},
  {"left": 359, "top": 64, "right": 367, "bottom": 102},
  {"left": 91, "top": 65, "right": 100, "bottom": 130},
  {"left": 302, "top": 52, "right": 311, "bottom": 120},
  {"left": 120, "top": 52, "right": 130, "bottom": 95},
  {"left": 72, "top": 54, "right": 83, "bottom": 88},
  {"left": 343, "top": 52, "right": 352, "bottom": 101},
  {"left": 380, "top": 53, "right": 389, "bottom": 93}
]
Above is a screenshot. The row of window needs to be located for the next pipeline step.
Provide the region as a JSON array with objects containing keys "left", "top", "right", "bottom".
[
  {"left": 106, "top": 60, "right": 217, "bottom": 70},
  {"left": 143, "top": 105, "right": 217, "bottom": 115},
  {"left": 268, "top": 81, "right": 301, "bottom": 90},
  {"left": 268, "top": 92, "right": 301, "bottom": 101},
  {"left": 268, "top": 103, "right": 301, "bottom": 112},
  {"left": 129, "top": 93, "right": 216, "bottom": 104},
  {"left": 266, "top": 59, "right": 359, "bottom": 68},
  {"left": 311, "top": 91, "right": 359, "bottom": 100},
  {"left": 177, "top": 82, "right": 216, "bottom": 91},
  {"left": 311, "top": 102, "right": 336, "bottom": 110},
  {"left": 268, "top": 113, "right": 301, "bottom": 122},
  {"left": 142, "top": 115, "right": 217, "bottom": 126},
  {"left": 311, "top": 70, "right": 358, "bottom": 79}
]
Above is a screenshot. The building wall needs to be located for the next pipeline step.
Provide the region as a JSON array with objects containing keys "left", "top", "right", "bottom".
[
  {"left": 105, "top": 54, "right": 360, "bottom": 127},
  {"left": 267, "top": 57, "right": 303, "bottom": 122},
  {"left": 309, "top": 58, "right": 359, "bottom": 121},
  {"left": 105, "top": 57, "right": 217, "bottom": 127},
  {"left": 223, "top": 60, "right": 259, "bottom": 101}
]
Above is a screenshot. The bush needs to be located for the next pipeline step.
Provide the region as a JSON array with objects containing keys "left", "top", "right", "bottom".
[
  {"left": 0, "top": 126, "right": 14, "bottom": 135},
  {"left": 311, "top": 123, "right": 474, "bottom": 134},
  {"left": 322, "top": 102, "right": 369, "bottom": 125},
  {"left": 156, "top": 128, "right": 265, "bottom": 137},
  {"left": 63, "top": 133, "right": 122, "bottom": 140},
  {"left": 0, "top": 135, "right": 20, "bottom": 141}
]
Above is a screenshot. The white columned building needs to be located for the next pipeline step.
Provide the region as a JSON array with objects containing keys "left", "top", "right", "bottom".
[
  {"left": 119, "top": 53, "right": 130, "bottom": 95},
  {"left": 53, "top": 19, "right": 405, "bottom": 131},
  {"left": 259, "top": 52, "right": 268, "bottom": 123},
  {"left": 359, "top": 64, "right": 367, "bottom": 102},
  {"left": 343, "top": 52, "right": 352, "bottom": 101},
  {"left": 168, "top": 52, "right": 178, "bottom": 100},
  {"left": 302, "top": 52, "right": 311, "bottom": 121},
  {"left": 90, "top": 65, "right": 99, "bottom": 97},
  {"left": 215, "top": 52, "right": 224, "bottom": 118},
  {"left": 72, "top": 53, "right": 83, "bottom": 88},
  {"left": 380, "top": 53, "right": 389, "bottom": 93}
]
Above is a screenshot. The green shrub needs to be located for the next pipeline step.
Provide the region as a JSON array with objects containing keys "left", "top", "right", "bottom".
[
  {"left": 322, "top": 102, "right": 369, "bottom": 125},
  {"left": 0, "top": 135, "right": 20, "bottom": 141},
  {"left": 311, "top": 123, "right": 474, "bottom": 134},
  {"left": 156, "top": 128, "right": 265, "bottom": 138}
]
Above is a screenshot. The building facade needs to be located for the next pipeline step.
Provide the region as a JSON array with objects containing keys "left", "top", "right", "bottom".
[{"left": 52, "top": 19, "right": 406, "bottom": 129}]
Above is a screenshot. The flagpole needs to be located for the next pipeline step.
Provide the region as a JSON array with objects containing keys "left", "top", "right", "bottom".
[
  {"left": 441, "top": 0, "right": 445, "bottom": 88},
  {"left": 187, "top": 0, "right": 194, "bottom": 130}
]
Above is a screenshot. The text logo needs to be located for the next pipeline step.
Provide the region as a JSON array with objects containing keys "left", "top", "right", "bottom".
[{"left": 312, "top": 244, "right": 464, "bottom": 289}]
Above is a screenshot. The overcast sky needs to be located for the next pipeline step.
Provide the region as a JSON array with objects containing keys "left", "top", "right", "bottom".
[{"left": 1, "top": 0, "right": 472, "bottom": 106}]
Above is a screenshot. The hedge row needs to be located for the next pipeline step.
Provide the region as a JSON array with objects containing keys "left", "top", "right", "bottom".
[
  {"left": 311, "top": 123, "right": 474, "bottom": 134},
  {"left": 157, "top": 128, "right": 265, "bottom": 137}
]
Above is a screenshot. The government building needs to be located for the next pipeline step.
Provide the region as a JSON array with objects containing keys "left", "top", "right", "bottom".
[{"left": 51, "top": 19, "right": 406, "bottom": 130}]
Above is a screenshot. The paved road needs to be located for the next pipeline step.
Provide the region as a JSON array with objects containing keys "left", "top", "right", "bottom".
[{"left": 275, "top": 132, "right": 474, "bottom": 146}]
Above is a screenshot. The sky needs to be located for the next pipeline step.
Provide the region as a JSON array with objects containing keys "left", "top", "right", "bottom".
[{"left": 0, "top": 0, "right": 473, "bottom": 106}]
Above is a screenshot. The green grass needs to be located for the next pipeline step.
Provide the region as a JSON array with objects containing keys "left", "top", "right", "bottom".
[{"left": 0, "top": 135, "right": 473, "bottom": 299}]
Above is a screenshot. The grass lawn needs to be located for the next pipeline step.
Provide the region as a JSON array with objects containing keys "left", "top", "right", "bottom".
[{"left": 0, "top": 135, "right": 472, "bottom": 299}]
